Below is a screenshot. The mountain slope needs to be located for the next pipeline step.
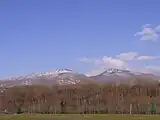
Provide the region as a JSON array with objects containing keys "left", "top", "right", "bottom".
[
  {"left": 90, "top": 68, "right": 160, "bottom": 86},
  {"left": 0, "top": 68, "right": 160, "bottom": 88},
  {"left": 0, "top": 69, "right": 96, "bottom": 88}
]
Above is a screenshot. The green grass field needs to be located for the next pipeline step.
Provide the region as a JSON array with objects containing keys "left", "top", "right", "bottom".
[{"left": 0, "top": 114, "right": 160, "bottom": 120}]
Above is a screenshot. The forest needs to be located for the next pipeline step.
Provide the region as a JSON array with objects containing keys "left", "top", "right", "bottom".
[{"left": 0, "top": 83, "right": 160, "bottom": 114}]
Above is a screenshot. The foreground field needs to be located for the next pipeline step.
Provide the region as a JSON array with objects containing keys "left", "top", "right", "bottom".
[{"left": 0, "top": 114, "right": 160, "bottom": 120}]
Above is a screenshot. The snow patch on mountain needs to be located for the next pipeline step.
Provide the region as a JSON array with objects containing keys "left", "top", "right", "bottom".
[
  {"left": 88, "top": 68, "right": 146, "bottom": 77},
  {"left": 0, "top": 68, "right": 88, "bottom": 87},
  {"left": 95, "top": 68, "right": 134, "bottom": 77},
  {"left": 56, "top": 68, "right": 73, "bottom": 73}
]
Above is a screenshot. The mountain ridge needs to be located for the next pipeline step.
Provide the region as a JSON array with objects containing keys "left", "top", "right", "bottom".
[{"left": 0, "top": 68, "right": 160, "bottom": 88}]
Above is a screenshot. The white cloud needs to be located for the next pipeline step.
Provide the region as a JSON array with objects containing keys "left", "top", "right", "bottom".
[
  {"left": 102, "top": 56, "right": 126, "bottom": 68},
  {"left": 135, "top": 24, "right": 160, "bottom": 41},
  {"left": 137, "top": 56, "right": 160, "bottom": 60},
  {"left": 80, "top": 56, "right": 127, "bottom": 69},
  {"left": 141, "top": 24, "right": 151, "bottom": 28},
  {"left": 79, "top": 57, "right": 93, "bottom": 62},
  {"left": 116, "top": 52, "right": 137, "bottom": 60},
  {"left": 116, "top": 52, "right": 159, "bottom": 61},
  {"left": 155, "top": 25, "right": 160, "bottom": 33}
]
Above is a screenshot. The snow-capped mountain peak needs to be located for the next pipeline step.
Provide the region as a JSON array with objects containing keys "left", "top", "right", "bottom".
[
  {"left": 0, "top": 68, "right": 88, "bottom": 88},
  {"left": 3, "top": 68, "right": 73, "bottom": 81},
  {"left": 99, "top": 68, "right": 128, "bottom": 74},
  {"left": 104, "top": 68, "right": 131, "bottom": 74},
  {"left": 56, "top": 68, "right": 73, "bottom": 73}
]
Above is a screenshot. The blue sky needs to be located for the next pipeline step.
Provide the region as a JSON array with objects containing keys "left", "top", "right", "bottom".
[{"left": 0, "top": 0, "right": 160, "bottom": 78}]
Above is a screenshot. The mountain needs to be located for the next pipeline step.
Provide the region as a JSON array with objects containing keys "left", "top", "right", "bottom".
[
  {"left": 0, "top": 68, "right": 160, "bottom": 88},
  {"left": 0, "top": 68, "right": 95, "bottom": 88},
  {"left": 90, "top": 68, "right": 160, "bottom": 86}
]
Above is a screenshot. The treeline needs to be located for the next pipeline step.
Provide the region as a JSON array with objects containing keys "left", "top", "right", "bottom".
[{"left": 0, "top": 83, "right": 160, "bottom": 114}]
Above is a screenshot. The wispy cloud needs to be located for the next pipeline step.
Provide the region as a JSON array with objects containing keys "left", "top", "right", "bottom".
[
  {"left": 134, "top": 24, "right": 160, "bottom": 41},
  {"left": 155, "top": 25, "right": 160, "bottom": 33},
  {"left": 116, "top": 52, "right": 160, "bottom": 61},
  {"left": 80, "top": 56, "right": 127, "bottom": 69},
  {"left": 137, "top": 56, "right": 160, "bottom": 60},
  {"left": 116, "top": 52, "right": 137, "bottom": 60}
]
